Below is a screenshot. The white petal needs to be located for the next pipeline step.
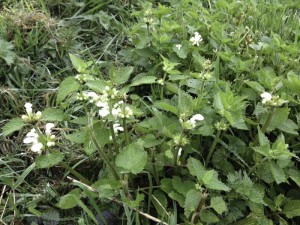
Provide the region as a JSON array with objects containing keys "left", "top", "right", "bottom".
[
  {"left": 99, "top": 108, "right": 110, "bottom": 117},
  {"left": 190, "top": 114, "right": 204, "bottom": 122},
  {"left": 261, "top": 92, "right": 272, "bottom": 101},
  {"left": 31, "top": 142, "right": 43, "bottom": 153},
  {"left": 23, "top": 137, "right": 37, "bottom": 144}
]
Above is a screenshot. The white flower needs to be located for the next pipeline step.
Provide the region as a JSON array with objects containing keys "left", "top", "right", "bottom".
[
  {"left": 23, "top": 129, "right": 39, "bottom": 144},
  {"left": 190, "top": 32, "right": 203, "bottom": 46},
  {"left": 99, "top": 106, "right": 110, "bottom": 117},
  {"left": 176, "top": 44, "right": 182, "bottom": 50},
  {"left": 45, "top": 123, "right": 55, "bottom": 135},
  {"left": 31, "top": 142, "right": 43, "bottom": 154},
  {"left": 113, "top": 123, "right": 124, "bottom": 134},
  {"left": 22, "top": 103, "right": 42, "bottom": 122},
  {"left": 261, "top": 92, "right": 272, "bottom": 104},
  {"left": 189, "top": 114, "right": 204, "bottom": 128},
  {"left": 23, "top": 129, "right": 44, "bottom": 154},
  {"left": 178, "top": 147, "right": 183, "bottom": 158},
  {"left": 24, "top": 102, "right": 33, "bottom": 114},
  {"left": 36, "top": 111, "right": 42, "bottom": 118}
]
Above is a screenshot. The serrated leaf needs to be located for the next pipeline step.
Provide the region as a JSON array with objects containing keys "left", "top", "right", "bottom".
[
  {"left": 36, "top": 151, "right": 64, "bottom": 168},
  {"left": 283, "top": 200, "right": 300, "bottom": 218},
  {"left": 2, "top": 118, "right": 25, "bottom": 136},
  {"left": 69, "top": 53, "right": 90, "bottom": 73},
  {"left": 152, "top": 190, "right": 168, "bottom": 217},
  {"left": 41, "top": 108, "right": 65, "bottom": 122},
  {"left": 172, "top": 176, "right": 195, "bottom": 195},
  {"left": 86, "top": 80, "right": 105, "bottom": 92},
  {"left": 116, "top": 143, "right": 147, "bottom": 174},
  {"left": 178, "top": 91, "right": 193, "bottom": 115},
  {"left": 211, "top": 196, "right": 227, "bottom": 214},
  {"left": 115, "top": 66, "right": 134, "bottom": 85},
  {"left": 93, "top": 123, "right": 110, "bottom": 148},
  {"left": 245, "top": 81, "right": 265, "bottom": 92},
  {"left": 184, "top": 189, "right": 201, "bottom": 218},
  {"left": 258, "top": 127, "right": 270, "bottom": 146},
  {"left": 56, "top": 189, "right": 80, "bottom": 209},
  {"left": 269, "top": 161, "right": 286, "bottom": 184},
  {"left": 154, "top": 100, "right": 179, "bottom": 115},
  {"left": 260, "top": 108, "right": 290, "bottom": 131},
  {"left": 66, "top": 130, "right": 86, "bottom": 144},
  {"left": 187, "top": 158, "right": 206, "bottom": 181},
  {"left": 131, "top": 76, "right": 157, "bottom": 86},
  {"left": 42, "top": 209, "right": 59, "bottom": 225},
  {"left": 70, "top": 116, "right": 88, "bottom": 125},
  {"left": 203, "top": 170, "right": 230, "bottom": 191},
  {"left": 56, "top": 77, "right": 80, "bottom": 104},
  {"left": 200, "top": 209, "right": 219, "bottom": 223},
  {"left": 289, "top": 169, "right": 300, "bottom": 187}
]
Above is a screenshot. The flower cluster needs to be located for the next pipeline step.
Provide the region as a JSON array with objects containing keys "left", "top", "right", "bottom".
[
  {"left": 23, "top": 123, "right": 56, "bottom": 154},
  {"left": 21, "top": 103, "right": 42, "bottom": 122},
  {"left": 180, "top": 114, "right": 205, "bottom": 130},
  {"left": 75, "top": 74, "right": 87, "bottom": 83},
  {"left": 112, "top": 101, "right": 133, "bottom": 119},
  {"left": 190, "top": 32, "right": 203, "bottom": 46},
  {"left": 260, "top": 92, "right": 288, "bottom": 106}
]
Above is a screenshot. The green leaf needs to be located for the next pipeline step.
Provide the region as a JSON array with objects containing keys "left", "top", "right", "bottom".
[
  {"left": 56, "top": 77, "right": 80, "bottom": 104},
  {"left": 2, "top": 118, "right": 25, "bottom": 136},
  {"left": 42, "top": 209, "right": 60, "bottom": 225},
  {"left": 258, "top": 127, "right": 270, "bottom": 146},
  {"left": 69, "top": 53, "right": 90, "bottom": 73},
  {"left": 245, "top": 81, "right": 265, "bottom": 92},
  {"left": 13, "top": 162, "right": 36, "bottom": 189},
  {"left": 200, "top": 209, "right": 219, "bottom": 223},
  {"left": 0, "top": 39, "right": 16, "bottom": 65},
  {"left": 41, "top": 108, "right": 65, "bottom": 122},
  {"left": 178, "top": 91, "right": 193, "bottom": 115},
  {"left": 154, "top": 100, "right": 179, "bottom": 115},
  {"left": 130, "top": 75, "right": 157, "bottom": 87},
  {"left": 70, "top": 116, "right": 88, "bottom": 125},
  {"left": 203, "top": 170, "right": 231, "bottom": 191},
  {"left": 152, "top": 190, "right": 168, "bottom": 217},
  {"left": 86, "top": 80, "right": 105, "bottom": 92},
  {"left": 283, "top": 200, "right": 300, "bottom": 218},
  {"left": 184, "top": 189, "right": 201, "bottom": 218},
  {"left": 36, "top": 151, "right": 64, "bottom": 168},
  {"left": 56, "top": 189, "right": 81, "bottom": 209},
  {"left": 115, "top": 66, "right": 134, "bottom": 85},
  {"left": 269, "top": 161, "right": 286, "bottom": 184},
  {"left": 261, "top": 108, "right": 290, "bottom": 131},
  {"left": 92, "top": 123, "right": 110, "bottom": 148},
  {"left": 211, "top": 196, "right": 227, "bottom": 214},
  {"left": 187, "top": 158, "right": 206, "bottom": 181},
  {"left": 66, "top": 130, "right": 86, "bottom": 144},
  {"left": 116, "top": 143, "right": 147, "bottom": 174},
  {"left": 172, "top": 176, "right": 195, "bottom": 195}
]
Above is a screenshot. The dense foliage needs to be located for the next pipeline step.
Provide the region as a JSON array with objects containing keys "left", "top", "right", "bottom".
[{"left": 1, "top": 0, "right": 300, "bottom": 224}]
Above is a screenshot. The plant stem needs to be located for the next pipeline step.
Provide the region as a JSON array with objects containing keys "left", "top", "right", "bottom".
[
  {"left": 261, "top": 109, "right": 275, "bottom": 133},
  {"left": 59, "top": 161, "right": 91, "bottom": 185},
  {"left": 123, "top": 118, "right": 130, "bottom": 146},
  {"left": 205, "top": 130, "right": 221, "bottom": 167},
  {"left": 109, "top": 121, "right": 119, "bottom": 153},
  {"left": 151, "top": 148, "right": 159, "bottom": 185},
  {"left": 90, "top": 133, "right": 120, "bottom": 180},
  {"left": 173, "top": 132, "right": 184, "bottom": 166}
]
